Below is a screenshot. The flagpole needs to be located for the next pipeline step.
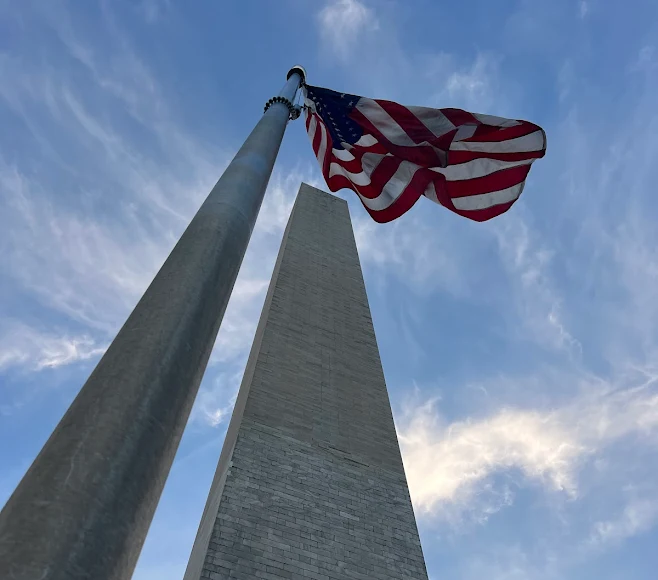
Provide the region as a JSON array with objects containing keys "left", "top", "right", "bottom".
[{"left": 0, "top": 65, "right": 306, "bottom": 580}]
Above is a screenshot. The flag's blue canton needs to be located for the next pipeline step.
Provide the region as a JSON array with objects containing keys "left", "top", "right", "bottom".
[{"left": 306, "top": 86, "right": 364, "bottom": 150}]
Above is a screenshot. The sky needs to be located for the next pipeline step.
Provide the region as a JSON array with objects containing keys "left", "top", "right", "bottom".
[{"left": 1, "top": 0, "right": 658, "bottom": 578}]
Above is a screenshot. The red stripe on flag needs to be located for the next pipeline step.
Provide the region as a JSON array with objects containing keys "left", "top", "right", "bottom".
[
  {"left": 446, "top": 164, "right": 532, "bottom": 198},
  {"left": 312, "top": 116, "right": 322, "bottom": 157},
  {"left": 323, "top": 157, "right": 401, "bottom": 199},
  {"left": 470, "top": 124, "right": 499, "bottom": 139},
  {"left": 324, "top": 162, "right": 394, "bottom": 201},
  {"left": 329, "top": 157, "right": 365, "bottom": 176},
  {"left": 364, "top": 156, "right": 404, "bottom": 199},
  {"left": 462, "top": 123, "right": 543, "bottom": 143},
  {"left": 452, "top": 198, "right": 517, "bottom": 222},
  {"left": 330, "top": 145, "right": 388, "bottom": 175},
  {"left": 349, "top": 141, "right": 389, "bottom": 156},
  {"left": 324, "top": 173, "right": 385, "bottom": 202},
  {"left": 448, "top": 149, "right": 546, "bottom": 164},
  {"left": 350, "top": 108, "right": 447, "bottom": 168},
  {"left": 440, "top": 108, "right": 479, "bottom": 127},
  {"left": 364, "top": 167, "right": 431, "bottom": 223},
  {"left": 376, "top": 100, "right": 439, "bottom": 144},
  {"left": 321, "top": 120, "right": 333, "bottom": 178}
]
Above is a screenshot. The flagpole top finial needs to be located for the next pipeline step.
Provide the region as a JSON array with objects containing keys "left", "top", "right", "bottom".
[{"left": 287, "top": 65, "right": 306, "bottom": 85}]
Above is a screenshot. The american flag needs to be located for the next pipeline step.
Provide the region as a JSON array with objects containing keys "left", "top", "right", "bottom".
[{"left": 303, "top": 84, "right": 546, "bottom": 223}]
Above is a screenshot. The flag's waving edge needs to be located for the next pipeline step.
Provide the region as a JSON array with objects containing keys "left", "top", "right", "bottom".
[{"left": 303, "top": 84, "right": 546, "bottom": 223}]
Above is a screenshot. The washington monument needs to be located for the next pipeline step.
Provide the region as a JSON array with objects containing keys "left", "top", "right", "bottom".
[{"left": 184, "top": 183, "right": 429, "bottom": 579}]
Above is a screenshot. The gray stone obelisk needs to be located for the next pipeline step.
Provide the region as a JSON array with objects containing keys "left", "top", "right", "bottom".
[{"left": 185, "top": 183, "right": 428, "bottom": 580}]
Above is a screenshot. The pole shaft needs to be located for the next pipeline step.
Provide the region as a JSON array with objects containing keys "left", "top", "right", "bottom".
[{"left": 0, "top": 70, "right": 304, "bottom": 580}]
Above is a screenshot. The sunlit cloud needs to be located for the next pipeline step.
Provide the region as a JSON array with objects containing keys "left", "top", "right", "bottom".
[{"left": 398, "top": 371, "right": 658, "bottom": 523}]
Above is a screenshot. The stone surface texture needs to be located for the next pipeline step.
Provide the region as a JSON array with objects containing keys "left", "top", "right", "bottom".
[{"left": 195, "top": 183, "right": 428, "bottom": 580}]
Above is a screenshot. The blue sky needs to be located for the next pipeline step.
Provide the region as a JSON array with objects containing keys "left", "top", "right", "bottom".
[{"left": 2, "top": 0, "right": 658, "bottom": 578}]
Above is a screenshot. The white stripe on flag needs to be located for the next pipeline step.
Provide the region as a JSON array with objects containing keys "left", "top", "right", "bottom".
[
  {"left": 386, "top": 160, "right": 418, "bottom": 201},
  {"left": 450, "top": 130, "right": 545, "bottom": 153},
  {"left": 328, "top": 152, "right": 384, "bottom": 186},
  {"left": 333, "top": 147, "right": 355, "bottom": 162},
  {"left": 406, "top": 106, "right": 456, "bottom": 138},
  {"left": 355, "top": 99, "right": 417, "bottom": 146},
  {"left": 472, "top": 113, "right": 521, "bottom": 127},
  {"left": 304, "top": 97, "right": 317, "bottom": 114},
  {"left": 355, "top": 134, "right": 378, "bottom": 147},
  {"left": 431, "top": 157, "right": 534, "bottom": 181},
  {"left": 356, "top": 189, "right": 398, "bottom": 211},
  {"left": 454, "top": 124, "right": 477, "bottom": 141},
  {"left": 343, "top": 134, "right": 380, "bottom": 150},
  {"left": 328, "top": 163, "right": 371, "bottom": 186},
  {"left": 358, "top": 161, "right": 417, "bottom": 212},
  {"left": 424, "top": 182, "right": 439, "bottom": 204},
  {"left": 317, "top": 120, "right": 329, "bottom": 168},
  {"left": 452, "top": 182, "right": 525, "bottom": 211},
  {"left": 308, "top": 114, "right": 318, "bottom": 144}
]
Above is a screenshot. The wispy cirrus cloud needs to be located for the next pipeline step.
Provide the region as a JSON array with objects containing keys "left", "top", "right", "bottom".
[
  {"left": 589, "top": 495, "right": 658, "bottom": 548},
  {"left": 0, "top": 322, "right": 106, "bottom": 373},
  {"left": 138, "top": 0, "right": 172, "bottom": 24},
  {"left": 395, "top": 40, "right": 658, "bottom": 530},
  {"left": 430, "top": 53, "right": 506, "bottom": 112},
  {"left": 488, "top": 212, "right": 582, "bottom": 355},
  {"left": 353, "top": 213, "right": 472, "bottom": 299},
  {"left": 0, "top": 4, "right": 224, "bottom": 333},
  {"left": 317, "top": 0, "right": 379, "bottom": 62},
  {"left": 0, "top": 2, "right": 320, "bottom": 433},
  {"left": 193, "top": 368, "right": 242, "bottom": 428},
  {"left": 0, "top": 157, "right": 179, "bottom": 333}
]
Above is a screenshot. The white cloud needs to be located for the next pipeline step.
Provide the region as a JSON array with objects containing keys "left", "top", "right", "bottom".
[
  {"left": 0, "top": 25, "right": 224, "bottom": 338},
  {"left": 398, "top": 397, "right": 583, "bottom": 515},
  {"left": 438, "top": 53, "right": 502, "bottom": 112},
  {"left": 557, "top": 59, "right": 576, "bottom": 102},
  {"left": 634, "top": 46, "right": 657, "bottom": 71},
  {"left": 0, "top": 322, "right": 106, "bottom": 372},
  {"left": 193, "top": 369, "right": 242, "bottom": 428},
  {"left": 398, "top": 373, "right": 658, "bottom": 518},
  {"left": 0, "top": 159, "right": 183, "bottom": 333},
  {"left": 317, "top": 0, "right": 379, "bottom": 62},
  {"left": 489, "top": 214, "right": 582, "bottom": 354},
  {"left": 33, "top": 336, "right": 105, "bottom": 370},
  {"left": 138, "top": 0, "right": 172, "bottom": 24},
  {"left": 354, "top": 201, "right": 579, "bottom": 355},
  {"left": 553, "top": 54, "right": 658, "bottom": 366},
  {"left": 210, "top": 278, "right": 269, "bottom": 362},
  {"left": 579, "top": 0, "right": 589, "bottom": 19},
  {"left": 353, "top": 212, "right": 472, "bottom": 298},
  {"left": 460, "top": 545, "right": 548, "bottom": 580},
  {"left": 589, "top": 496, "right": 658, "bottom": 547},
  {"left": 256, "top": 168, "right": 323, "bottom": 235}
]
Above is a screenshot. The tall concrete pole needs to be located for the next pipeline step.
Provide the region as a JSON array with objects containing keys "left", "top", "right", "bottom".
[{"left": 0, "top": 66, "right": 306, "bottom": 580}]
